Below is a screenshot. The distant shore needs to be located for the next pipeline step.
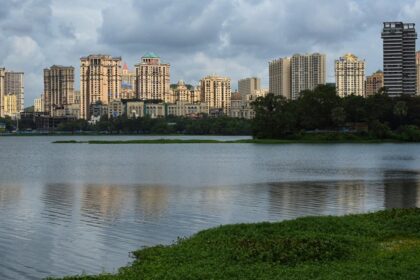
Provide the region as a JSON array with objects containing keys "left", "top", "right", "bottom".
[
  {"left": 49, "top": 209, "right": 420, "bottom": 280},
  {"left": 52, "top": 138, "right": 410, "bottom": 144}
]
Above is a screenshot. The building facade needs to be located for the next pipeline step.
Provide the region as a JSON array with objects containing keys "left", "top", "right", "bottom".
[
  {"left": 0, "top": 70, "right": 24, "bottom": 118},
  {"left": 44, "top": 65, "right": 74, "bottom": 116},
  {"left": 0, "top": 68, "right": 4, "bottom": 117},
  {"left": 269, "top": 53, "right": 325, "bottom": 100},
  {"left": 171, "top": 80, "right": 200, "bottom": 103},
  {"left": 200, "top": 75, "right": 231, "bottom": 114},
  {"left": 290, "top": 53, "right": 326, "bottom": 100},
  {"left": 366, "top": 71, "right": 384, "bottom": 96},
  {"left": 417, "top": 51, "right": 420, "bottom": 95},
  {"left": 34, "top": 95, "right": 44, "bottom": 112},
  {"left": 122, "top": 63, "right": 136, "bottom": 99},
  {"left": 80, "top": 54, "right": 122, "bottom": 119},
  {"left": 238, "top": 77, "right": 261, "bottom": 98},
  {"left": 135, "top": 53, "right": 170, "bottom": 102},
  {"left": 269, "top": 57, "right": 291, "bottom": 98},
  {"left": 382, "top": 22, "right": 417, "bottom": 96},
  {"left": 335, "top": 54, "right": 365, "bottom": 97}
]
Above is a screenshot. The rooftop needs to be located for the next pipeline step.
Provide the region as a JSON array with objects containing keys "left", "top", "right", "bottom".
[{"left": 142, "top": 52, "right": 160, "bottom": 59}]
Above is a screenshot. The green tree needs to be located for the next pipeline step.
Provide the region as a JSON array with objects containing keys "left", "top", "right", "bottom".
[{"left": 331, "top": 107, "right": 346, "bottom": 129}]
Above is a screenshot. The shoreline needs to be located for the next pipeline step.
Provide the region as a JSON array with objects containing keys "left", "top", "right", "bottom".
[
  {"left": 52, "top": 138, "right": 411, "bottom": 144},
  {"left": 49, "top": 209, "right": 420, "bottom": 280}
]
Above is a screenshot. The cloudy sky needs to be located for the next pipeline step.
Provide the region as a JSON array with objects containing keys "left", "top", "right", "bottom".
[{"left": 1, "top": 0, "right": 420, "bottom": 106}]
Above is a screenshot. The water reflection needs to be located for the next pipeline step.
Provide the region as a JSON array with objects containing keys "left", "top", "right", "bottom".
[
  {"left": 1, "top": 139, "right": 420, "bottom": 279},
  {"left": 133, "top": 185, "right": 169, "bottom": 219},
  {"left": 0, "top": 184, "right": 22, "bottom": 207},
  {"left": 383, "top": 170, "right": 420, "bottom": 209},
  {"left": 1, "top": 178, "right": 420, "bottom": 280},
  {"left": 80, "top": 184, "right": 130, "bottom": 223}
]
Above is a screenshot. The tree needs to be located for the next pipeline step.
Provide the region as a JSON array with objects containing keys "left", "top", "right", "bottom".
[{"left": 331, "top": 107, "right": 346, "bottom": 129}]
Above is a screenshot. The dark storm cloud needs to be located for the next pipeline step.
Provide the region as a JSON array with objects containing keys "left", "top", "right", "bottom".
[{"left": 0, "top": 0, "right": 419, "bottom": 105}]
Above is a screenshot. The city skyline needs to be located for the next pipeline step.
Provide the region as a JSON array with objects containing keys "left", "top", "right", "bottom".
[{"left": 1, "top": 0, "right": 420, "bottom": 106}]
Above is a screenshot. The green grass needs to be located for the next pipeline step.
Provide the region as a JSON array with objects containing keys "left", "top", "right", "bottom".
[{"left": 49, "top": 208, "right": 420, "bottom": 279}]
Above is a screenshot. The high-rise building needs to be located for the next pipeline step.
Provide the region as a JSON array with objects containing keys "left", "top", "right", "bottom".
[
  {"left": 335, "top": 54, "right": 365, "bottom": 97},
  {"left": 135, "top": 52, "right": 170, "bottom": 102},
  {"left": 269, "top": 57, "right": 291, "bottom": 98},
  {"left": 44, "top": 65, "right": 74, "bottom": 116},
  {"left": 0, "top": 68, "right": 4, "bottom": 117},
  {"left": 238, "top": 77, "right": 261, "bottom": 98},
  {"left": 366, "top": 71, "right": 384, "bottom": 96},
  {"left": 172, "top": 80, "right": 199, "bottom": 103},
  {"left": 34, "top": 95, "right": 44, "bottom": 112},
  {"left": 290, "top": 53, "right": 326, "bottom": 100},
  {"left": 417, "top": 51, "right": 420, "bottom": 95},
  {"left": 269, "top": 54, "right": 326, "bottom": 100},
  {"left": 200, "top": 75, "right": 231, "bottom": 114},
  {"left": 122, "top": 63, "right": 136, "bottom": 99},
  {"left": 382, "top": 22, "right": 417, "bottom": 96},
  {"left": 80, "top": 55, "right": 122, "bottom": 119},
  {"left": 2, "top": 71, "right": 24, "bottom": 118}
]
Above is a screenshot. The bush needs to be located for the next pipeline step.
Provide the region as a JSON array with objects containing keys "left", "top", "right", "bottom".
[{"left": 397, "top": 125, "right": 420, "bottom": 142}]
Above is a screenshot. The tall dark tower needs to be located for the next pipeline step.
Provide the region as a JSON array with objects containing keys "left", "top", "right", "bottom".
[{"left": 382, "top": 22, "right": 417, "bottom": 96}]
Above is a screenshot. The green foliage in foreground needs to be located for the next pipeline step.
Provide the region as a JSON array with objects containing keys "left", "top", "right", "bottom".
[{"left": 50, "top": 209, "right": 420, "bottom": 280}]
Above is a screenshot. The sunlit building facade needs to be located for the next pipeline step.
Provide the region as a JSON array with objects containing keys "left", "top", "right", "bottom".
[
  {"left": 44, "top": 65, "right": 74, "bottom": 116},
  {"left": 290, "top": 53, "right": 326, "bottom": 100},
  {"left": 80, "top": 55, "right": 122, "bottom": 119},
  {"left": 238, "top": 77, "right": 261, "bottom": 98},
  {"left": 335, "top": 54, "right": 365, "bottom": 97},
  {"left": 0, "top": 70, "right": 24, "bottom": 118},
  {"left": 366, "top": 71, "right": 384, "bottom": 96},
  {"left": 269, "top": 57, "right": 291, "bottom": 98},
  {"left": 135, "top": 53, "right": 170, "bottom": 102},
  {"left": 200, "top": 75, "right": 231, "bottom": 114}
]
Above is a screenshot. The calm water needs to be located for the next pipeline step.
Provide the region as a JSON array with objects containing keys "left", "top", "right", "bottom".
[{"left": 1, "top": 136, "right": 420, "bottom": 279}]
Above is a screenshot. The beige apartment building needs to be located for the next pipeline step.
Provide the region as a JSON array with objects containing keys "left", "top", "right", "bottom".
[
  {"left": 269, "top": 57, "right": 291, "bottom": 98},
  {"left": 0, "top": 69, "right": 24, "bottom": 118},
  {"left": 238, "top": 77, "right": 261, "bottom": 98},
  {"left": 167, "top": 101, "right": 209, "bottom": 117},
  {"left": 172, "top": 80, "right": 200, "bottom": 103},
  {"left": 135, "top": 53, "right": 170, "bottom": 102},
  {"left": 80, "top": 54, "right": 122, "bottom": 119},
  {"left": 200, "top": 75, "right": 231, "bottom": 114},
  {"left": 44, "top": 65, "right": 74, "bottom": 115},
  {"left": 366, "top": 71, "right": 384, "bottom": 96},
  {"left": 290, "top": 53, "right": 326, "bottom": 100},
  {"left": 0, "top": 68, "right": 4, "bottom": 117},
  {"left": 269, "top": 53, "right": 325, "bottom": 100},
  {"left": 335, "top": 54, "right": 365, "bottom": 97},
  {"left": 34, "top": 95, "right": 44, "bottom": 112},
  {"left": 3, "top": 94, "right": 18, "bottom": 118}
]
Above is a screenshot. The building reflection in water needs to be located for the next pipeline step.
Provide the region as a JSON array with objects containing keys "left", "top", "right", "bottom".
[
  {"left": 134, "top": 185, "right": 169, "bottom": 219},
  {"left": 383, "top": 170, "right": 420, "bottom": 209},
  {"left": 0, "top": 184, "right": 22, "bottom": 207},
  {"left": 80, "top": 184, "right": 128, "bottom": 223},
  {"left": 267, "top": 180, "right": 386, "bottom": 221},
  {"left": 41, "top": 183, "right": 77, "bottom": 223}
]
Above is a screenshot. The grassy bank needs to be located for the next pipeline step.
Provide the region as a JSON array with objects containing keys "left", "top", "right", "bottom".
[{"left": 51, "top": 209, "right": 420, "bottom": 280}]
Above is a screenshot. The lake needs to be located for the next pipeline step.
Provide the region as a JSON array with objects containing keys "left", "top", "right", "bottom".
[{"left": 0, "top": 135, "right": 419, "bottom": 279}]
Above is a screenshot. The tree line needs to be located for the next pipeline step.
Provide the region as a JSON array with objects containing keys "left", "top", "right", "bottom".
[{"left": 251, "top": 85, "right": 420, "bottom": 141}]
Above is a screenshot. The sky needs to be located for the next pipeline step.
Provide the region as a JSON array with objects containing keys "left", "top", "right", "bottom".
[{"left": 1, "top": 0, "right": 420, "bottom": 107}]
